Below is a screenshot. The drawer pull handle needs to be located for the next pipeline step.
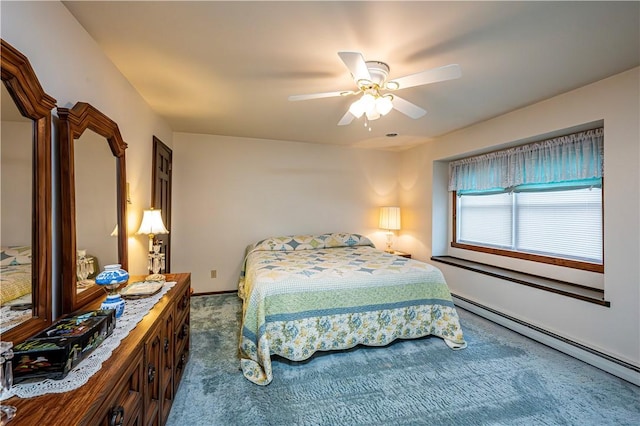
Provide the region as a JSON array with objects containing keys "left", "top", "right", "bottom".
[
  {"left": 177, "top": 353, "right": 187, "bottom": 370},
  {"left": 177, "top": 323, "right": 189, "bottom": 340},
  {"left": 148, "top": 363, "right": 156, "bottom": 383},
  {"left": 164, "top": 337, "right": 170, "bottom": 353},
  {"left": 109, "top": 405, "right": 125, "bottom": 426}
]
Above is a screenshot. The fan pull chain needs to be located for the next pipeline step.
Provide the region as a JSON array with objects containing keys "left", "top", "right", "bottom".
[{"left": 364, "top": 116, "right": 372, "bottom": 132}]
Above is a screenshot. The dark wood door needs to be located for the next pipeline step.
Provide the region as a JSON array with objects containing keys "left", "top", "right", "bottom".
[{"left": 152, "top": 136, "right": 172, "bottom": 272}]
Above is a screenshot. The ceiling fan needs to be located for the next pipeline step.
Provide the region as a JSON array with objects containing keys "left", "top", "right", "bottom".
[{"left": 288, "top": 51, "right": 462, "bottom": 126}]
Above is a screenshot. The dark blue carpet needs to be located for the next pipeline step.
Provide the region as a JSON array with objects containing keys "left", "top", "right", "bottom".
[{"left": 167, "top": 293, "right": 640, "bottom": 425}]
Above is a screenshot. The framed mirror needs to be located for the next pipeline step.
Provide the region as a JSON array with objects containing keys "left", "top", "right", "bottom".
[
  {"left": 58, "top": 102, "right": 128, "bottom": 313},
  {"left": 0, "top": 39, "right": 55, "bottom": 343}
]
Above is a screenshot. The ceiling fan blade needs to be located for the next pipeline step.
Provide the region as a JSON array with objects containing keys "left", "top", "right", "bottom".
[
  {"left": 288, "top": 90, "right": 355, "bottom": 101},
  {"left": 391, "top": 95, "right": 427, "bottom": 119},
  {"left": 388, "top": 64, "right": 461, "bottom": 90},
  {"left": 337, "top": 110, "right": 355, "bottom": 126},
  {"left": 338, "top": 51, "right": 371, "bottom": 83}
]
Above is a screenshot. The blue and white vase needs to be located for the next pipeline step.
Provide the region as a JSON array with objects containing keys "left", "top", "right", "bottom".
[
  {"left": 95, "top": 264, "right": 129, "bottom": 286},
  {"left": 101, "top": 294, "right": 126, "bottom": 318},
  {"left": 95, "top": 264, "right": 128, "bottom": 318}
]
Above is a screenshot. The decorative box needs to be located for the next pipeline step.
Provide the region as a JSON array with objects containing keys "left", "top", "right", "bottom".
[{"left": 12, "top": 309, "right": 116, "bottom": 383}]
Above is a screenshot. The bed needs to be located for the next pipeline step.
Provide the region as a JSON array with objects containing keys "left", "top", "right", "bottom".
[
  {"left": 238, "top": 233, "right": 467, "bottom": 385},
  {"left": 1, "top": 246, "right": 33, "bottom": 333}
]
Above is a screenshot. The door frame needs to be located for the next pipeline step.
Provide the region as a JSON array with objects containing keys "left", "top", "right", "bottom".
[{"left": 151, "top": 136, "right": 172, "bottom": 272}]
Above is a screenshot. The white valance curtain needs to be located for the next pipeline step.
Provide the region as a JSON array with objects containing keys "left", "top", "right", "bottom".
[{"left": 448, "top": 128, "right": 604, "bottom": 192}]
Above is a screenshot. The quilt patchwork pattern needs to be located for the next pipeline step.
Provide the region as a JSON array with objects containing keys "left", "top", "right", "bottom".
[
  {"left": 249, "top": 232, "right": 373, "bottom": 253},
  {"left": 238, "top": 233, "right": 467, "bottom": 385},
  {"left": 0, "top": 246, "right": 31, "bottom": 266},
  {"left": 0, "top": 246, "right": 32, "bottom": 305},
  {"left": 0, "top": 264, "right": 31, "bottom": 305}
]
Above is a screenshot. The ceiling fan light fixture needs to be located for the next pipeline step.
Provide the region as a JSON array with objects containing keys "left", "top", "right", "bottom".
[
  {"left": 385, "top": 81, "right": 400, "bottom": 90},
  {"left": 376, "top": 95, "right": 393, "bottom": 115},
  {"left": 350, "top": 93, "right": 376, "bottom": 118},
  {"left": 365, "top": 109, "right": 381, "bottom": 121},
  {"left": 291, "top": 52, "right": 461, "bottom": 127},
  {"left": 360, "top": 93, "right": 376, "bottom": 109},
  {"left": 356, "top": 78, "right": 373, "bottom": 89},
  {"left": 349, "top": 98, "right": 366, "bottom": 118}
]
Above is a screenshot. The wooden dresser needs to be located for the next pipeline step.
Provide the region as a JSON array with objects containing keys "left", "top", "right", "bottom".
[{"left": 5, "top": 272, "right": 191, "bottom": 426}]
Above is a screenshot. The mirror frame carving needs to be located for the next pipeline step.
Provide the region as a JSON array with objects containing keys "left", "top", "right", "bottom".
[
  {"left": 1, "top": 39, "right": 55, "bottom": 343},
  {"left": 58, "top": 102, "right": 128, "bottom": 314}
]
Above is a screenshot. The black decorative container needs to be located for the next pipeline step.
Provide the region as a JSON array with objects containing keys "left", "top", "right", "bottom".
[{"left": 12, "top": 309, "right": 116, "bottom": 383}]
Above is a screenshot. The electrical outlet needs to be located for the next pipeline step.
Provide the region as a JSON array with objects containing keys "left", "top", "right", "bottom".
[{"left": 210, "top": 270, "right": 217, "bottom": 279}]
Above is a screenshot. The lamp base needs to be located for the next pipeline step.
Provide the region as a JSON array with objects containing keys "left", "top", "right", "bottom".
[
  {"left": 0, "top": 342, "right": 16, "bottom": 422},
  {"left": 0, "top": 405, "right": 17, "bottom": 424},
  {"left": 385, "top": 231, "right": 394, "bottom": 253},
  {"left": 101, "top": 294, "right": 125, "bottom": 318}
]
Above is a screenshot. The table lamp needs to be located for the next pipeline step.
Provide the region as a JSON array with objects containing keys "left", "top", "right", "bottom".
[
  {"left": 136, "top": 208, "right": 169, "bottom": 273},
  {"left": 379, "top": 206, "right": 401, "bottom": 252}
]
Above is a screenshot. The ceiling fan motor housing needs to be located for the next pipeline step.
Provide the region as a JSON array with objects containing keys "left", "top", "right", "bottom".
[{"left": 362, "top": 61, "right": 390, "bottom": 87}]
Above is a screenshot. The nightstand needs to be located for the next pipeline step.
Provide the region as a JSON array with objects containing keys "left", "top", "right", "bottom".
[{"left": 390, "top": 250, "right": 411, "bottom": 259}]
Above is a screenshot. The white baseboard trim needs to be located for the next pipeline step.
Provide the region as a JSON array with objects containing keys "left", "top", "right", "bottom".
[{"left": 452, "top": 295, "right": 640, "bottom": 387}]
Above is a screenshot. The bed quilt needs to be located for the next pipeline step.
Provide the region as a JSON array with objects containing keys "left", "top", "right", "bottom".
[
  {"left": 1, "top": 246, "right": 32, "bottom": 305},
  {"left": 238, "top": 233, "right": 467, "bottom": 385}
]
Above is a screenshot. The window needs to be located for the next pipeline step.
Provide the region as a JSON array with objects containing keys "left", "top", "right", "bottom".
[
  {"left": 454, "top": 184, "right": 603, "bottom": 270},
  {"left": 449, "top": 127, "right": 604, "bottom": 273}
]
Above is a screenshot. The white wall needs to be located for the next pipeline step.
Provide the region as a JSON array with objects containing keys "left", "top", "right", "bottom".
[
  {"left": 400, "top": 68, "right": 640, "bottom": 367},
  {"left": 172, "top": 133, "right": 400, "bottom": 293},
  {"left": 1, "top": 120, "right": 32, "bottom": 246},
  {"left": 1, "top": 1, "right": 173, "bottom": 279}
]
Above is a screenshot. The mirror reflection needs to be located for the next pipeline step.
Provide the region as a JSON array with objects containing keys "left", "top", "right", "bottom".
[
  {"left": 0, "top": 84, "right": 33, "bottom": 332},
  {"left": 59, "top": 101, "right": 128, "bottom": 314},
  {"left": 74, "top": 130, "right": 119, "bottom": 294}
]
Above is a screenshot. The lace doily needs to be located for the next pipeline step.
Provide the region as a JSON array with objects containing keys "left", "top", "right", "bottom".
[
  {"left": 1, "top": 281, "right": 176, "bottom": 400},
  {"left": 0, "top": 306, "right": 32, "bottom": 335}
]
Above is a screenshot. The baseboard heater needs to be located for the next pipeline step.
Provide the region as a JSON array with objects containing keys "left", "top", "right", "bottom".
[{"left": 452, "top": 293, "right": 640, "bottom": 386}]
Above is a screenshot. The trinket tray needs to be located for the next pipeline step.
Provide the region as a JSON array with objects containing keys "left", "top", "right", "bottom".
[{"left": 119, "top": 280, "right": 164, "bottom": 299}]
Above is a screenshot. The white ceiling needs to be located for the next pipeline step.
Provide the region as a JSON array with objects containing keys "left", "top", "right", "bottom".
[{"left": 63, "top": 1, "right": 639, "bottom": 150}]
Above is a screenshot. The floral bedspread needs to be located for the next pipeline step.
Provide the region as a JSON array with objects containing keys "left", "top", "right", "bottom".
[
  {"left": 1, "top": 245, "right": 32, "bottom": 305},
  {"left": 238, "top": 233, "right": 467, "bottom": 385}
]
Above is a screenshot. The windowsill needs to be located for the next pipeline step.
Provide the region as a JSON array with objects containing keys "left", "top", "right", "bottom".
[{"left": 431, "top": 255, "right": 609, "bottom": 307}]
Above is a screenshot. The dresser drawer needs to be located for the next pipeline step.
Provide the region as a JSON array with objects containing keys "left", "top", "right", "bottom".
[
  {"left": 174, "top": 307, "right": 190, "bottom": 389},
  {"left": 91, "top": 347, "right": 143, "bottom": 426},
  {"left": 160, "top": 309, "right": 175, "bottom": 423},
  {"left": 174, "top": 283, "right": 191, "bottom": 325},
  {"left": 174, "top": 337, "right": 190, "bottom": 389}
]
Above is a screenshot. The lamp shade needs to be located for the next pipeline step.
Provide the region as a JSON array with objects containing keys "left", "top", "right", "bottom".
[
  {"left": 349, "top": 98, "right": 366, "bottom": 118},
  {"left": 365, "top": 109, "right": 381, "bottom": 121},
  {"left": 136, "top": 209, "right": 169, "bottom": 235},
  {"left": 379, "top": 206, "right": 401, "bottom": 230},
  {"left": 376, "top": 95, "right": 393, "bottom": 115}
]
